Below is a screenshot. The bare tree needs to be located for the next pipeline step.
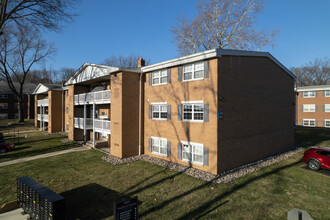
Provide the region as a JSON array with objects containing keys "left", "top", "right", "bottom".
[
  {"left": 171, "top": 0, "right": 279, "bottom": 56},
  {"left": 103, "top": 54, "right": 150, "bottom": 69},
  {"left": 0, "top": 25, "right": 55, "bottom": 122},
  {"left": 56, "top": 67, "right": 75, "bottom": 83},
  {"left": 291, "top": 58, "right": 330, "bottom": 87},
  {"left": 0, "top": 0, "right": 79, "bottom": 35}
]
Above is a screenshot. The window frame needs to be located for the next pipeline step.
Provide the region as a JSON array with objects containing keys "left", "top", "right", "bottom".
[
  {"left": 182, "top": 101, "right": 204, "bottom": 122},
  {"left": 303, "top": 104, "right": 316, "bottom": 112},
  {"left": 152, "top": 69, "right": 168, "bottom": 86},
  {"left": 324, "top": 104, "right": 330, "bottom": 112},
  {"left": 325, "top": 90, "right": 330, "bottom": 97},
  {"left": 181, "top": 141, "right": 204, "bottom": 165},
  {"left": 303, "top": 119, "right": 316, "bottom": 127},
  {"left": 0, "top": 94, "right": 8, "bottom": 99},
  {"left": 151, "top": 136, "right": 168, "bottom": 156},
  {"left": 0, "top": 103, "right": 8, "bottom": 109},
  {"left": 182, "top": 61, "right": 204, "bottom": 82},
  {"left": 324, "top": 120, "right": 330, "bottom": 128},
  {"left": 151, "top": 102, "right": 168, "bottom": 120},
  {"left": 303, "top": 91, "right": 316, "bottom": 98},
  {"left": 0, "top": 113, "right": 8, "bottom": 119}
]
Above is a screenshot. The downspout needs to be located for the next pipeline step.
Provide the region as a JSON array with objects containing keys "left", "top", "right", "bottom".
[{"left": 138, "top": 72, "right": 142, "bottom": 155}]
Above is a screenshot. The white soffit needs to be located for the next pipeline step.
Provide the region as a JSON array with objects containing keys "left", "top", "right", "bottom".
[
  {"left": 65, "top": 63, "right": 119, "bottom": 85},
  {"left": 296, "top": 85, "right": 330, "bottom": 92},
  {"left": 33, "top": 84, "right": 49, "bottom": 94},
  {"left": 141, "top": 49, "right": 296, "bottom": 80}
]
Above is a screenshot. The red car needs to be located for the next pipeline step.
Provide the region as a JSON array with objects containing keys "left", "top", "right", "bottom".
[
  {"left": 302, "top": 147, "right": 330, "bottom": 170},
  {"left": 0, "top": 141, "right": 15, "bottom": 154}
]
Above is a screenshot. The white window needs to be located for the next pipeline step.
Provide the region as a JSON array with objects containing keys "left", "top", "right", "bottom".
[
  {"left": 324, "top": 120, "right": 330, "bottom": 128},
  {"left": 303, "top": 104, "right": 316, "bottom": 112},
  {"left": 152, "top": 103, "right": 168, "bottom": 120},
  {"left": 66, "top": 123, "right": 69, "bottom": 131},
  {"left": 325, "top": 90, "right": 330, "bottom": 97},
  {"left": 303, "top": 91, "right": 316, "bottom": 98},
  {"left": 0, "top": 103, "right": 8, "bottom": 109},
  {"left": 66, "top": 106, "right": 69, "bottom": 114},
  {"left": 303, "top": 119, "right": 316, "bottom": 127},
  {"left": 183, "top": 62, "right": 204, "bottom": 81},
  {"left": 324, "top": 104, "right": 330, "bottom": 112},
  {"left": 182, "top": 102, "right": 204, "bottom": 122},
  {"left": 0, "top": 113, "right": 8, "bottom": 119},
  {"left": 151, "top": 137, "right": 168, "bottom": 156},
  {"left": 152, "top": 70, "right": 167, "bottom": 86},
  {"left": 182, "top": 141, "right": 204, "bottom": 164}
]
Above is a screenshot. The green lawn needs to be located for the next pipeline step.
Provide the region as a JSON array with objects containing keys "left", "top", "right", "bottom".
[
  {"left": 0, "top": 127, "right": 329, "bottom": 219},
  {"left": 0, "top": 120, "right": 81, "bottom": 162}
]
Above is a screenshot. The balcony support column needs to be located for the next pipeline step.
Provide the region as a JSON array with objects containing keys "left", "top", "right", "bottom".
[
  {"left": 84, "top": 104, "right": 86, "bottom": 144},
  {"left": 93, "top": 103, "right": 95, "bottom": 149},
  {"left": 41, "top": 105, "right": 44, "bottom": 131}
]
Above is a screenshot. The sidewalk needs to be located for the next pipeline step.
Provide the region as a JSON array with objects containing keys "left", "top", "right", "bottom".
[{"left": 0, "top": 147, "right": 87, "bottom": 167}]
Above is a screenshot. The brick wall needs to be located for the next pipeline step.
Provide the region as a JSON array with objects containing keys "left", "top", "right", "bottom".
[
  {"left": 217, "top": 56, "right": 295, "bottom": 172},
  {"left": 48, "top": 90, "right": 64, "bottom": 133},
  {"left": 296, "top": 90, "right": 330, "bottom": 127},
  {"left": 144, "top": 58, "right": 219, "bottom": 174}
]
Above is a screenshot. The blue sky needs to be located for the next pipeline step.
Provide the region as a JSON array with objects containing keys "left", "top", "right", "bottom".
[{"left": 41, "top": 0, "right": 330, "bottom": 71}]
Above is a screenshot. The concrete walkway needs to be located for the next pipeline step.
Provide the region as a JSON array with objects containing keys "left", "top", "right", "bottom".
[
  {"left": 0, "top": 147, "right": 87, "bottom": 167},
  {"left": 0, "top": 208, "right": 27, "bottom": 220}
]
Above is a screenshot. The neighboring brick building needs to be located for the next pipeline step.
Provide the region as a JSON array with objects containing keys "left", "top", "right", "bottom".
[
  {"left": 33, "top": 83, "right": 66, "bottom": 133},
  {"left": 64, "top": 49, "right": 295, "bottom": 175},
  {"left": 0, "top": 82, "right": 36, "bottom": 120},
  {"left": 296, "top": 85, "right": 330, "bottom": 128}
]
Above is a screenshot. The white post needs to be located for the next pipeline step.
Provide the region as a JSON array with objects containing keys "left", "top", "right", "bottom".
[
  {"left": 93, "top": 103, "right": 95, "bottom": 149},
  {"left": 83, "top": 104, "right": 86, "bottom": 144},
  {"left": 41, "top": 105, "right": 44, "bottom": 131}
]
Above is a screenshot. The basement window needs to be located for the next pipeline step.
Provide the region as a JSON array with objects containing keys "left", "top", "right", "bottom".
[
  {"left": 324, "top": 120, "right": 330, "bottom": 128},
  {"left": 303, "top": 119, "right": 316, "bottom": 127},
  {"left": 151, "top": 137, "right": 168, "bottom": 156}
]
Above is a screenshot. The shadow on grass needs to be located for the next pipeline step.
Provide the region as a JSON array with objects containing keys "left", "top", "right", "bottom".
[
  {"left": 12, "top": 136, "right": 63, "bottom": 146},
  {"left": 137, "top": 160, "right": 301, "bottom": 219},
  {"left": 61, "top": 183, "right": 127, "bottom": 220},
  {"left": 295, "top": 127, "right": 330, "bottom": 148}
]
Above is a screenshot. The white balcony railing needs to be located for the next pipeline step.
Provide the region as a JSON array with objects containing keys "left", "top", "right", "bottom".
[
  {"left": 37, "top": 98, "right": 49, "bottom": 106},
  {"left": 37, "top": 114, "right": 48, "bottom": 122},
  {"left": 74, "top": 90, "right": 111, "bottom": 105},
  {"left": 74, "top": 117, "right": 93, "bottom": 129},
  {"left": 94, "top": 119, "right": 111, "bottom": 135}
]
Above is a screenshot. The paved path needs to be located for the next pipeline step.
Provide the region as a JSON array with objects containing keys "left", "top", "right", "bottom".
[
  {"left": 0, "top": 147, "right": 87, "bottom": 167},
  {"left": 0, "top": 208, "right": 27, "bottom": 220}
]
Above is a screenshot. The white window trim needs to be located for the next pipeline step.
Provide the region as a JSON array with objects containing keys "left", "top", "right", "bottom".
[
  {"left": 324, "top": 104, "right": 330, "bottom": 112},
  {"left": 182, "top": 101, "right": 204, "bottom": 122},
  {"left": 181, "top": 141, "right": 204, "bottom": 165},
  {"left": 303, "top": 104, "right": 316, "bottom": 112},
  {"left": 151, "top": 102, "right": 168, "bottom": 121},
  {"left": 151, "top": 136, "right": 168, "bottom": 156},
  {"left": 303, "top": 119, "right": 316, "bottom": 127},
  {"left": 303, "top": 91, "right": 316, "bottom": 98},
  {"left": 324, "top": 119, "right": 330, "bottom": 128},
  {"left": 325, "top": 90, "right": 330, "bottom": 97},
  {"left": 152, "top": 69, "right": 168, "bottom": 86},
  {"left": 182, "top": 61, "right": 204, "bottom": 82}
]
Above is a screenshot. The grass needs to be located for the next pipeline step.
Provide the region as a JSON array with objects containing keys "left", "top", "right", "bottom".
[
  {"left": 0, "top": 120, "right": 81, "bottom": 163},
  {"left": 0, "top": 126, "right": 329, "bottom": 219}
]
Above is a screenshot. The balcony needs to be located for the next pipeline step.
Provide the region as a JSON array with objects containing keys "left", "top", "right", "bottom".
[
  {"left": 74, "top": 117, "right": 93, "bottom": 129},
  {"left": 37, "top": 98, "right": 49, "bottom": 106},
  {"left": 94, "top": 119, "right": 111, "bottom": 135},
  {"left": 74, "top": 90, "right": 111, "bottom": 105},
  {"left": 37, "top": 114, "right": 48, "bottom": 122}
]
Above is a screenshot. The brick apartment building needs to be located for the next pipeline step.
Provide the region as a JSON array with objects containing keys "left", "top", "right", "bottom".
[
  {"left": 0, "top": 81, "right": 36, "bottom": 120},
  {"left": 33, "top": 83, "right": 66, "bottom": 133},
  {"left": 63, "top": 49, "right": 295, "bottom": 175},
  {"left": 296, "top": 85, "right": 330, "bottom": 128}
]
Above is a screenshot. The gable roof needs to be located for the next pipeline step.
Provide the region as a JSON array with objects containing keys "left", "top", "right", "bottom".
[
  {"left": 141, "top": 49, "right": 296, "bottom": 79},
  {"left": 0, "top": 81, "right": 38, "bottom": 94},
  {"left": 33, "top": 83, "right": 63, "bottom": 94},
  {"left": 65, "top": 63, "right": 141, "bottom": 86}
]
